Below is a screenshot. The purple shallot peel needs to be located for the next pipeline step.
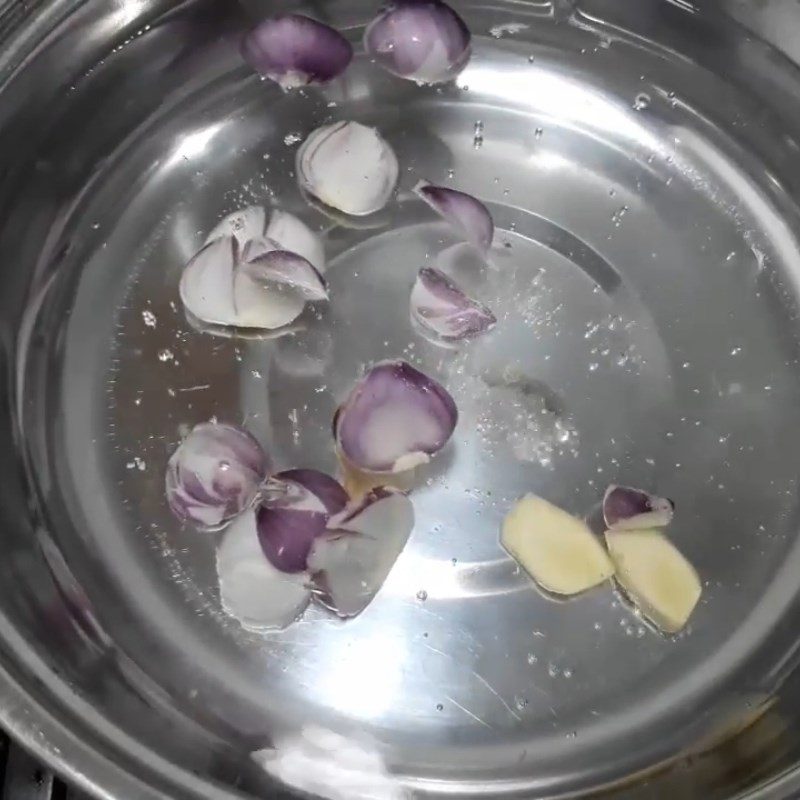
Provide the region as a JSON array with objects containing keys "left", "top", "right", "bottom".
[
  {"left": 256, "top": 469, "right": 348, "bottom": 573},
  {"left": 364, "top": 0, "right": 471, "bottom": 84},
  {"left": 603, "top": 485, "right": 675, "bottom": 531},
  {"left": 414, "top": 181, "right": 494, "bottom": 254},
  {"left": 241, "top": 249, "right": 328, "bottom": 302},
  {"left": 241, "top": 15, "right": 353, "bottom": 90},
  {"left": 334, "top": 360, "right": 458, "bottom": 474},
  {"left": 410, "top": 266, "right": 496, "bottom": 344}
]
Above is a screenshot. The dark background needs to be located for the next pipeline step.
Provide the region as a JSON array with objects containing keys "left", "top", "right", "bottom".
[{"left": 0, "top": 736, "right": 88, "bottom": 800}]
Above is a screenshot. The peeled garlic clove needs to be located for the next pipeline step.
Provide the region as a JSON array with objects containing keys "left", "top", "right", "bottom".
[
  {"left": 364, "top": 0, "right": 471, "bottom": 84},
  {"left": 256, "top": 469, "right": 348, "bottom": 573},
  {"left": 414, "top": 182, "right": 493, "bottom": 253},
  {"left": 297, "top": 121, "right": 399, "bottom": 216},
  {"left": 266, "top": 210, "right": 326, "bottom": 272},
  {"left": 308, "top": 488, "right": 415, "bottom": 617},
  {"left": 205, "top": 206, "right": 266, "bottom": 247},
  {"left": 410, "top": 266, "right": 496, "bottom": 343},
  {"left": 335, "top": 360, "right": 458, "bottom": 474},
  {"left": 605, "top": 529, "right": 701, "bottom": 633},
  {"left": 501, "top": 495, "right": 614, "bottom": 595},
  {"left": 241, "top": 14, "right": 353, "bottom": 90},
  {"left": 603, "top": 485, "right": 674, "bottom": 530},
  {"left": 242, "top": 249, "right": 328, "bottom": 302},
  {"left": 217, "top": 510, "right": 310, "bottom": 630},
  {"left": 165, "top": 422, "right": 268, "bottom": 531}
]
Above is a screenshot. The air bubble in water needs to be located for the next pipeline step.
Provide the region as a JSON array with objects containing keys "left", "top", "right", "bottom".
[
  {"left": 416, "top": 589, "right": 428, "bottom": 602},
  {"left": 633, "top": 92, "right": 651, "bottom": 111},
  {"left": 473, "top": 120, "right": 484, "bottom": 150},
  {"left": 611, "top": 205, "right": 629, "bottom": 226},
  {"left": 142, "top": 310, "right": 156, "bottom": 328}
]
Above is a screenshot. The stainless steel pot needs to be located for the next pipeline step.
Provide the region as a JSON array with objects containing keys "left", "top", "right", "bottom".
[{"left": 3, "top": 0, "right": 800, "bottom": 797}]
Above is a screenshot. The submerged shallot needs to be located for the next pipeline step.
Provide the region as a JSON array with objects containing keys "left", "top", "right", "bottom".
[
  {"left": 410, "top": 266, "right": 496, "bottom": 343},
  {"left": 414, "top": 182, "right": 494, "bottom": 254},
  {"left": 257, "top": 469, "right": 349, "bottom": 573},
  {"left": 179, "top": 235, "right": 327, "bottom": 330},
  {"left": 334, "top": 360, "right": 457, "bottom": 474},
  {"left": 241, "top": 15, "right": 353, "bottom": 90},
  {"left": 166, "top": 422, "right": 268, "bottom": 531},
  {"left": 364, "top": 0, "right": 471, "bottom": 84},
  {"left": 297, "top": 121, "right": 399, "bottom": 216}
]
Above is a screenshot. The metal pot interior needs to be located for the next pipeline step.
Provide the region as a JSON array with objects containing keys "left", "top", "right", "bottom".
[{"left": 2, "top": 0, "right": 800, "bottom": 797}]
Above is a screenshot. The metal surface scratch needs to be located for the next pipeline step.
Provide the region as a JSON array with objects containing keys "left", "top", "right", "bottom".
[
  {"left": 420, "top": 642, "right": 449, "bottom": 659},
  {"left": 177, "top": 384, "right": 211, "bottom": 392},
  {"left": 445, "top": 695, "right": 493, "bottom": 729},
  {"left": 470, "top": 670, "right": 522, "bottom": 721}
]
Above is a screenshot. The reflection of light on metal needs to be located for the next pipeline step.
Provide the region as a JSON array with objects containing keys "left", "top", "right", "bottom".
[
  {"left": 678, "top": 128, "right": 795, "bottom": 289},
  {"left": 315, "top": 632, "right": 406, "bottom": 719},
  {"left": 114, "top": 0, "right": 149, "bottom": 26},
  {"left": 169, "top": 124, "right": 223, "bottom": 164},
  {"left": 384, "top": 551, "right": 464, "bottom": 599},
  {"left": 529, "top": 150, "right": 572, "bottom": 172},
  {"left": 385, "top": 551, "right": 526, "bottom": 600},
  {"left": 253, "top": 725, "right": 404, "bottom": 800},
  {"left": 458, "top": 63, "right": 661, "bottom": 149},
  {"left": 667, "top": 0, "right": 697, "bottom": 14}
]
